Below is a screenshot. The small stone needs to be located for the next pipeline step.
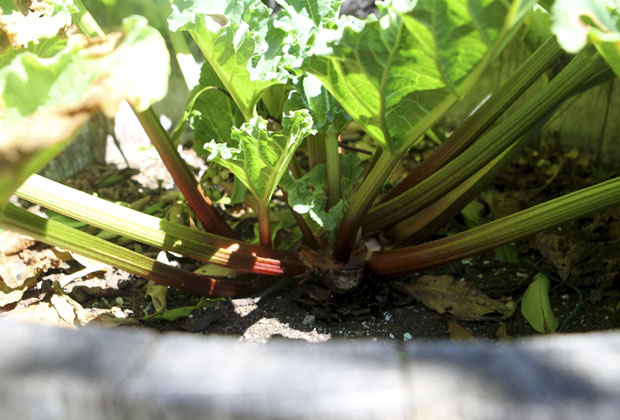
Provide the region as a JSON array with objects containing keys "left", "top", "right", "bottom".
[
  {"left": 389, "top": 333, "right": 395, "bottom": 339},
  {"left": 115, "top": 297, "right": 124, "bottom": 306},
  {"left": 302, "top": 314, "right": 316, "bottom": 326},
  {"left": 403, "top": 332, "right": 413, "bottom": 342},
  {"left": 384, "top": 312, "right": 393, "bottom": 322}
]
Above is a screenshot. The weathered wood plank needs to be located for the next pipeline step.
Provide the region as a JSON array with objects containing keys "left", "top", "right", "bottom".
[{"left": 1, "top": 319, "right": 619, "bottom": 420}]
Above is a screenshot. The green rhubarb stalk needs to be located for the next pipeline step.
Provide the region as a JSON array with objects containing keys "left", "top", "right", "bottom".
[
  {"left": 0, "top": 204, "right": 255, "bottom": 297},
  {"left": 385, "top": 109, "right": 552, "bottom": 245},
  {"left": 380, "top": 36, "right": 564, "bottom": 203},
  {"left": 366, "top": 176, "right": 620, "bottom": 276},
  {"left": 333, "top": 151, "right": 402, "bottom": 261},
  {"left": 384, "top": 140, "right": 525, "bottom": 245},
  {"left": 17, "top": 175, "right": 307, "bottom": 276},
  {"left": 325, "top": 128, "right": 342, "bottom": 209},
  {"left": 257, "top": 200, "right": 272, "bottom": 248},
  {"left": 307, "top": 133, "right": 327, "bottom": 169},
  {"left": 72, "top": 0, "right": 106, "bottom": 39},
  {"left": 134, "top": 107, "right": 239, "bottom": 239},
  {"left": 364, "top": 47, "right": 607, "bottom": 232}
]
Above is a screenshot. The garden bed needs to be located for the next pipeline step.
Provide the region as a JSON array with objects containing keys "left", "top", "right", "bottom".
[{"left": 3, "top": 138, "right": 620, "bottom": 343}]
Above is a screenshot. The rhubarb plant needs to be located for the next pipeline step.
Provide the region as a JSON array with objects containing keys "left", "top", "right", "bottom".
[{"left": 2, "top": 0, "right": 620, "bottom": 304}]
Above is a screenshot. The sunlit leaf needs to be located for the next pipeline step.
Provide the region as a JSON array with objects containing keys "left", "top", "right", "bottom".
[
  {"left": 0, "top": 0, "right": 73, "bottom": 49},
  {"left": 0, "top": 15, "right": 170, "bottom": 204},
  {"left": 552, "top": 0, "right": 620, "bottom": 77},
  {"left": 284, "top": 73, "right": 350, "bottom": 133},
  {"left": 168, "top": 0, "right": 281, "bottom": 118},
  {"left": 203, "top": 109, "right": 315, "bottom": 205}
]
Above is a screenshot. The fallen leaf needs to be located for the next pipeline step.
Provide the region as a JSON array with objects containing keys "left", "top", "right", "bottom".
[
  {"left": 0, "top": 252, "right": 45, "bottom": 306},
  {"left": 146, "top": 280, "right": 167, "bottom": 314},
  {"left": 530, "top": 233, "right": 579, "bottom": 281},
  {"left": 0, "top": 302, "right": 65, "bottom": 327},
  {"left": 521, "top": 273, "right": 559, "bottom": 334},
  {"left": 86, "top": 312, "right": 141, "bottom": 327},
  {"left": 496, "top": 323, "right": 511, "bottom": 341},
  {"left": 50, "top": 294, "right": 77, "bottom": 325},
  {"left": 482, "top": 191, "right": 522, "bottom": 219},
  {"left": 149, "top": 297, "right": 224, "bottom": 322},
  {"left": 0, "top": 231, "right": 36, "bottom": 256},
  {"left": 447, "top": 320, "right": 477, "bottom": 341},
  {"left": 0, "top": 288, "right": 26, "bottom": 307},
  {"left": 51, "top": 281, "right": 86, "bottom": 326},
  {"left": 394, "top": 275, "right": 513, "bottom": 321},
  {"left": 588, "top": 272, "right": 617, "bottom": 303}
]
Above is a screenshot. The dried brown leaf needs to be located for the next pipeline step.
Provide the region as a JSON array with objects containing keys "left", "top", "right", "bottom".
[
  {"left": 531, "top": 232, "right": 579, "bottom": 281},
  {"left": 395, "top": 275, "right": 513, "bottom": 321},
  {"left": 0, "top": 231, "right": 36, "bottom": 256},
  {"left": 447, "top": 320, "right": 477, "bottom": 342}
]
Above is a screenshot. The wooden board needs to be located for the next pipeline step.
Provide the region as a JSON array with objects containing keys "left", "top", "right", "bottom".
[{"left": 1, "top": 319, "right": 619, "bottom": 419}]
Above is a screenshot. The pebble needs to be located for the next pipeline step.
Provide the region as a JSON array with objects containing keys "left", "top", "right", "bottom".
[
  {"left": 302, "top": 314, "right": 316, "bottom": 326},
  {"left": 384, "top": 312, "right": 393, "bottom": 322},
  {"left": 403, "top": 333, "right": 413, "bottom": 342}
]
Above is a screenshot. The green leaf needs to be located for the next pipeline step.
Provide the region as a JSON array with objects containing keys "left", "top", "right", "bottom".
[
  {"left": 523, "top": 4, "right": 552, "bottom": 51},
  {"left": 284, "top": 73, "right": 350, "bottom": 133},
  {"left": 0, "top": 15, "right": 170, "bottom": 204},
  {"left": 281, "top": 153, "right": 362, "bottom": 234},
  {"left": 551, "top": 0, "right": 620, "bottom": 77},
  {"left": 460, "top": 200, "right": 485, "bottom": 229},
  {"left": 45, "top": 210, "right": 88, "bottom": 229},
  {"left": 261, "top": 83, "right": 291, "bottom": 119},
  {"left": 249, "top": 208, "right": 302, "bottom": 247},
  {"left": 149, "top": 297, "right": 224, "bottom": 322},
  {"left": 190, "top": 62, "right": 245, "bottom": 153},
  {"left": 304, "top": 0, "right": 536, "bottom": 154},
  {"left": 521, "top": 273, "right": 559, "bottom": 334},
  {"left": 168, "top": 0, "right": 282, "bottom": 119},
  {"left": 203, "top": 109, "right": 315, "bottom": 205},
  {"left": 146, "top": 279, "right": 168, "bottom": 314}
]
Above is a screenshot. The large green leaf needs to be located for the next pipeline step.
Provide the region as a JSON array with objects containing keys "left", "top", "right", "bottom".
[
  {"left": 552, "top": 0, "right": 620, "bottom": 77},
  {"left": 0, "top": 15, "right": 170, "bottom": 204},
  {"left": 190, "top": 61, "right": 245, "bottom": 155},
  {"left": 304, "top": 0, "right": 536, "bottom": 154},
  {"left": 202, "top": 110, "right": 315, "bottom": 205},
  {"left": 168, "top": 0, "right": 282, "bottom": 119}
]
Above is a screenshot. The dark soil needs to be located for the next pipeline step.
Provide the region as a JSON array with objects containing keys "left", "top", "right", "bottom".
[{"left": 3, "top": 142, "right": 620, "bottom": 343}]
